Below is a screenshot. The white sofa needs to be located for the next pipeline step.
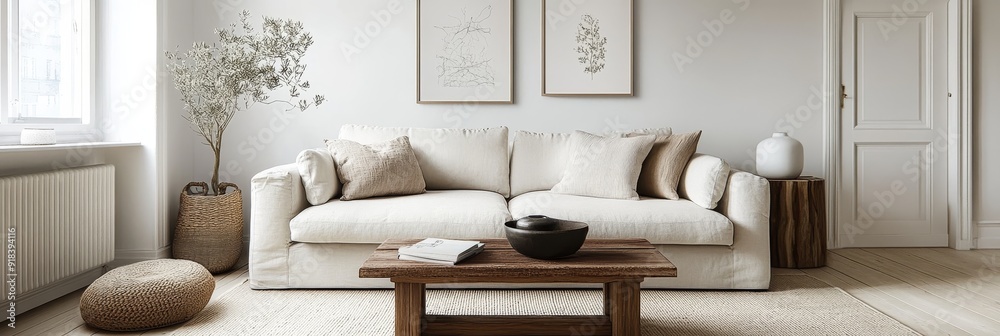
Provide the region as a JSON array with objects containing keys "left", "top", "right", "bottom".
[{"left": 250, "top": 125, "right": 771, "bottom": 290}]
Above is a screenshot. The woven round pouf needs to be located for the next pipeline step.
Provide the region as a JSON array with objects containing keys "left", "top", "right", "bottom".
[{"left": 80, "top": 259, "right": 215, "bottom": 331}]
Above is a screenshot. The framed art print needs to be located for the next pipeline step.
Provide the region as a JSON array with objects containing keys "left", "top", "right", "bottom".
[
  {"left": 417, "top": 0, "right": 513, "bottom": 103},
  {"left": 543, "top": 0, "right": 633, "bottom": 96}
]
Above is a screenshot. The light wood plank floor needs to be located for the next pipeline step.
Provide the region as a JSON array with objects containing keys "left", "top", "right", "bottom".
[{"left": 11, "top": 249, "right": 1000, "bottom": 335}]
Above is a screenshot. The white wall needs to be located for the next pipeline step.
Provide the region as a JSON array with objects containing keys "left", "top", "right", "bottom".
[
  {"left": 184, "top": 0, "right": 825, "bottom": 215},
  {"left": 96, "top": 0, "right": 167, "bottom": 263},
  {"left": 172, "top": 0, "right": 1000, "bottom": 249},
  {"left": 973, "top": 0, "right": 1000, "bottom": 248},
  {"left": 160, "top": 0, "right": 197, "bottom": 252}
]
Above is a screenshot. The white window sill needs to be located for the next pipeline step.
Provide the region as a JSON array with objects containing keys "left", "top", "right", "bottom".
[{"left": 0, "top": 141, "right": 141, "bottom": 153}]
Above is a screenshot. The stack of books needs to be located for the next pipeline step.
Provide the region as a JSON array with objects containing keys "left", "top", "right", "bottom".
[{"left": 398, "top": 238, "right": 486, "bottom": 265}]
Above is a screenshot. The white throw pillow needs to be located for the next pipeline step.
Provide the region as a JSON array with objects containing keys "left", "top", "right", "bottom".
[
  {"left": 550, "top": 131, "right": 656, "bottom": 200},
  {"left": 678, "top": 154, "right": 732, "bottom": 209},
  {"left": 509, "top": 128, "right": 672, "bottom": 198},
  {"left": 296, "top": 149, "right": 340, "bottom": 206}
]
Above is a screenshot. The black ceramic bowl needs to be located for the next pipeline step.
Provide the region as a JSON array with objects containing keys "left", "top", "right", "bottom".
[{"left": 504, "top": 217, "right": 589, "bottom": 260}]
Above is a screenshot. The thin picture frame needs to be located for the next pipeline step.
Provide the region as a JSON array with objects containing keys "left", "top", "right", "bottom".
[
  {"left": 542, "top": 0, "right": 634, "bottom": 96},
  {"left": 417, "top": 0, "right": 514, "bottom": 104}
]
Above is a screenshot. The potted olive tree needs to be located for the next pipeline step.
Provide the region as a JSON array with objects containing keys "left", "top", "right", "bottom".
[{"left": 165, "top": 11, "right": 324, "bottom": 273}]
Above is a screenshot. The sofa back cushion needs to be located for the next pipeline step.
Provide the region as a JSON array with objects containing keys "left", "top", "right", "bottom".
[
  {"left": 509, "top": 131, "right": 572, "bottom": 198},
  {"left": 510, "top": 128, "right": 671, "bottom": 198},
  {"left": 339, "top": 125, "right": 510, "bottom": 197}
]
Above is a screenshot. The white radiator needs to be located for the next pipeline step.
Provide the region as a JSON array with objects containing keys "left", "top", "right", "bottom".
[{"left": 1, "top": 164, "right": 115, "bottom": 314}]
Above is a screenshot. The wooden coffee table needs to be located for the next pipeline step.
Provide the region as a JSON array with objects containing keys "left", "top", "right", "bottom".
[{"left": 359, "top": 238, "right": 676, "bottom": 336}]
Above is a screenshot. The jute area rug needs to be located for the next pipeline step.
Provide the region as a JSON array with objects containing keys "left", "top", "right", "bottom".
[{"left": 171, "top": 275, "right": 917, "bottom": 335}]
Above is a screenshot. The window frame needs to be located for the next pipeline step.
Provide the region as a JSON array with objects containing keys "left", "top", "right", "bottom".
[{"left": 0, "top": 0, "right": 98, "bottom": 141}]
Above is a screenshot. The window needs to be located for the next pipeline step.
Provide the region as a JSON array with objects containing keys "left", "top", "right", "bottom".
[{"left": 1, "top": 0, "right": 93, "bottom": 129}]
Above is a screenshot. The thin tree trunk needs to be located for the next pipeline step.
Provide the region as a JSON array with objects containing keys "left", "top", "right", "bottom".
[{"left": 211, "top": 146, "right": 221, "bottom": 196}]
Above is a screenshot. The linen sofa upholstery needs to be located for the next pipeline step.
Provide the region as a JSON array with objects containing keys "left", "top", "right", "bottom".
[
  {"left": 250, "top": 126, "right": 771, "bottom": 290},
  {"left": 507, "top": 191, "right": 733, "bottom": 245},
  {"left": 290, "top": 190, "right": 511, "bottom": 244}
]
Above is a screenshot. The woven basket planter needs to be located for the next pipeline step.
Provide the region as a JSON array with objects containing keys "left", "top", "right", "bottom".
[{"left": 173, "top": 182, "right": 243, "bottom": 274}]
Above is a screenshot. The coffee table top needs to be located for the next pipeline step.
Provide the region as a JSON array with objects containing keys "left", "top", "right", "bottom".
[{"left": 359, "top": 238, "right": 677, "bottom": 283}]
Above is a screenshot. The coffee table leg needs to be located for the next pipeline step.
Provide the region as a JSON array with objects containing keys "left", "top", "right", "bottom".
[
  {"left": 603, "top": 283, "right": 613, "bottom": 316},
  {"left": 607, "top": 280, "right": 641, "bottom": 336},
  {"left": 395, "top": 282, "right": 426, "bottom": 336}
]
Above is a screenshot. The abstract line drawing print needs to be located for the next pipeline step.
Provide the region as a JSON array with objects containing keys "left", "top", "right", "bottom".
[
  {"left": 435, "top": 6, "right": 496, "bottom": 88},
  {"left": 575, "top": 14, "right": 607, "bottom": 80}
]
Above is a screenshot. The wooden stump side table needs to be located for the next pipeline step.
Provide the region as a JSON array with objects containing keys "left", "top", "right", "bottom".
[{"left": 768, "top": 176, "right": 827, "bottom": 268}]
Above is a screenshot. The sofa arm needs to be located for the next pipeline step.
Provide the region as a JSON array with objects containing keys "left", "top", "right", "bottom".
[
  {"left": 250, "top": 164, "right": 309, "bottom": 289},
  {"left": 717, "top": 170, "right": 771, "bottom": 290}
]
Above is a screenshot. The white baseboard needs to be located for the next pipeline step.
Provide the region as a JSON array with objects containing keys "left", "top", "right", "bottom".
[
  {"left": 110, "top": 245, "right": 172, "bottom": 269},
  {"left": 977, "top": 238, "right": 1000, "bottom": 249},
  {"left": 976, "top": 221, "right": 1000, "bottom": 249},
  {"left": 4, "top": 267, "right": 104, "bottom": 315}
]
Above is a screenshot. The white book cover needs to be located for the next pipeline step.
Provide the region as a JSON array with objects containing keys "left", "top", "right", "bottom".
[
  {"left": 398, "top": 254, "right": 458, "bottom": 266},
  {"left": 398, "top": 238, "right": 484, "bottom": 262},
  {"left": 398, "top": 244, "right": 485, "bottom": 265}
]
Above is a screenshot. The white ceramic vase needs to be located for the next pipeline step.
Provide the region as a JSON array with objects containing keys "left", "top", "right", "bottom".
[{"left": 756, "top": 132, "right": 803, "bottom": 179}]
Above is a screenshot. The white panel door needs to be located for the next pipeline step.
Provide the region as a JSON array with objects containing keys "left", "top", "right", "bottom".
[{"left": 840, "top": 0, "right": 949, "bottom": 247}]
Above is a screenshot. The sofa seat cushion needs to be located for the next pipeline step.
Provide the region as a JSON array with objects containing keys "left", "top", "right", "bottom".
[
  {"left": 290, "top": 190, "right": 511, "bottom": 244},
  {"left": 507, "top": 191, "right": 734, "bottom": 245}
]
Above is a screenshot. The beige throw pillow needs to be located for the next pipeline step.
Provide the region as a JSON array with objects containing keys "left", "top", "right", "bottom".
[
  {"left": 550, "top": 131, "right": 656, "bottom": 200},
  {"left": 296, "top": 148, "right": 340, "bottom": 205},
  {"left": 324, "top": 136, "right": 426, "bottom": 201},
  {"left": 636, "top": 131, "right": 703, "bottom": 200}
]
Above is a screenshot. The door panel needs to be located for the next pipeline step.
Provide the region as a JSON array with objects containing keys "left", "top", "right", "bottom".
[
  {"left": 855, "top": 143, "right": 930, "bottom": 228},
  {"left": 856, "top": 15, "right": 929, "bottom": 128},
  {"left": 841, "top": 0, "right": 948, "bottom": 247}
]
